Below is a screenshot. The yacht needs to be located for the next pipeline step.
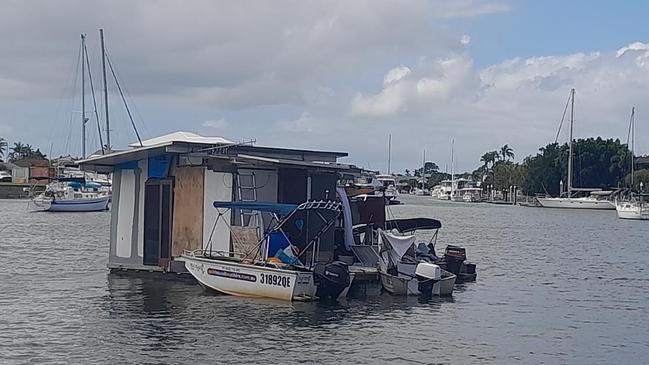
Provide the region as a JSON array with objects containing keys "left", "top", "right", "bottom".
[
  {"left": 450, "top": 178, "right": 482, "bottom": 202},
  {"left": 614, "top": 108, "right": 649, "bottom": 219},
  {"left": 434, "top": 180, "right": 453, "bottom": 200},
  {"left": 616, "top": 195, "right": 649, "bottom": 220},
  {"left": 375, "top": 174, "right": 399, "bottom": 202},
  {"left": 537, "top": 89, "right": 616, "bottom": 210}
]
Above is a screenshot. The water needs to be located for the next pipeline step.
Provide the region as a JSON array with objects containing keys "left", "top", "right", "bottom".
[{"left": 1, "top": 196, "right": 649, "bottom": 364}]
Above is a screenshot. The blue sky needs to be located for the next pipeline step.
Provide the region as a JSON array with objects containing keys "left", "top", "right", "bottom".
[
  {"left": 1, "top": 0, "right": 648, "bottom": 172},
  {"left": 466, "top": 1, "right": 649, "bottom": 66}
]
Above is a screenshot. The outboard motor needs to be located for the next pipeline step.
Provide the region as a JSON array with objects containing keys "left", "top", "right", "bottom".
[
  {"left": 443, "top": 245, "right": 467, "bottom": 275},
  {"left": 415, "top": 262, "right": 441, "bottom": 301},
  {"left": 314, "top": 261, "right": 351, "bottom": 300}
]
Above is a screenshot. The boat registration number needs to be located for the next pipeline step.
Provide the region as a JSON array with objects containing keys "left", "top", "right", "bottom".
[{"left": 259, "top": 273, "right": 291, "bottom": 288}]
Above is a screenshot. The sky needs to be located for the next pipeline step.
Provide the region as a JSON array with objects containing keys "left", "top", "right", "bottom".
[{"left": 1, "top": 0, "right": 649, "bottom": 173}]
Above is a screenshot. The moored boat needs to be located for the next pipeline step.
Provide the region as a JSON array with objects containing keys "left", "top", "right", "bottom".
[
  {"left": 615, "top": 194, "right": 649, "bottom": 220},
  {"left": 377, "top": 229, "right": 456, "bottom": 298},
  {"left": 30, "top": 178, "right": 110, "bottom": 212},
  {"left": 180, "top": 200, "right": 352, "bottom": 302}
]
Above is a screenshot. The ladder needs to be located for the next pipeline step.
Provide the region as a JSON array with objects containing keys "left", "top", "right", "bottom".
[{"left": 236, "top": 171, "right": 263, "bottom": 239}]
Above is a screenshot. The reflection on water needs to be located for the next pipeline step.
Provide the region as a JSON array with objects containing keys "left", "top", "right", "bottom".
[{"left": 2, "top": 196, "right": 649, "bottom": 364}]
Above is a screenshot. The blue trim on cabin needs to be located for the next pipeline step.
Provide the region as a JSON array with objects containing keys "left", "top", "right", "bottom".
[
  {"left": 148, "top": 155, "right": 172, "bottom": 178},
  {"left": 115, "top": 160, "right": 139, "bottom": 170}
]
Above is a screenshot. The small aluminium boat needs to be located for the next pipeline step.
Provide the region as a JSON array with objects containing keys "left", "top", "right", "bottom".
[
  {"left": 181, "top": 200, "right": 352, "bottom": 302},
  {"left": 377, "top": 229, "right": 456, "bottom": 298}
]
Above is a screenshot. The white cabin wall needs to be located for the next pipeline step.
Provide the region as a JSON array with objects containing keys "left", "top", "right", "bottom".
[
  {"left": 116, "top": 170, "right": 135, "bottom": 258},
  {"left": 203, "top": 169, "right": 233, "bottom": 253},
  {"left": 137, "top": 159, "right": 148, "bottom": 258}
]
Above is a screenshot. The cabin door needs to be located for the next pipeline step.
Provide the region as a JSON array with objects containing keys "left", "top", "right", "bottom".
[{"left": 143, "top": 179, "right": 174, "bottom": 266}]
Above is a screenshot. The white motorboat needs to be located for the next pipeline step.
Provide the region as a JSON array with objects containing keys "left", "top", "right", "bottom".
[
  {"left": 462, "top": 188, "right": 483, "bottom": 202},
  {"left": 375, "top": 174, "right": 399, "bottom": 201},
  {"left": 615, "top": 198, "right": 649, "bottom": 220},
  {"left": 434, "top": 180, "right": 452, "bottom": 200},
  {"left": 377, "top": 229, "right": 456, "bottom": 297},
  {"left": 182, "top": 252, "right": 318, "bottom": 301},
  {"left": 181, "top": 200, "right": 352, "bottom": 302}
]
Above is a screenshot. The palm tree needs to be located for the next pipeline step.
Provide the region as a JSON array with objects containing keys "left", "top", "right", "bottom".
[
  {"left": 500, "top": 144, "right": 514, "bottom": 161},
  {"left": 0, "top": 137, "right": 7, "bottom": 162}
]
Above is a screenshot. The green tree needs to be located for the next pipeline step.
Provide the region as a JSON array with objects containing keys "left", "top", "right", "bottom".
[
  {"left": 8, "top": 142, "right": 46, "bottom": 162},
  {"left": 500, "top": 144, "right": 514, "bottom": 161},
  {"left": 625, "top": 169, "right": 649, "bottom": 192}
]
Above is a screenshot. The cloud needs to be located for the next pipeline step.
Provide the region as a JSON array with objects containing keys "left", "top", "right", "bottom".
[
  {"left": 201, "top": 118, "right": 228, "bottom": 129},
  {"left": 460, "top": 35, "right": 471, "bottom": 45},
  {"left": 342, "top": 40, "right": 649, "bottom": 171}
]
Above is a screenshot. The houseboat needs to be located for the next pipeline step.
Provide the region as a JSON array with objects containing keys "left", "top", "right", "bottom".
[{"left": 78, "top": 131, "right": 357, "bottom": 274}]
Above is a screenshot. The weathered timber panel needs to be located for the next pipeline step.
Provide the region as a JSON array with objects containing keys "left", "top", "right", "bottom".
[{"left": 171, "top": 167, "right": 204, "bottom": 257}]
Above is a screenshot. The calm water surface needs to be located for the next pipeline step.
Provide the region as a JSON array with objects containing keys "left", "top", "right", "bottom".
[{"left": 1, "top": 195, "right": 648, "bottom": 364}]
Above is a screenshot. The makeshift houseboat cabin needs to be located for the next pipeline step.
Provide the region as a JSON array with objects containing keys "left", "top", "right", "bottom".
[{"left": 79, "top": 131, "right": 353, "bottom": 273}]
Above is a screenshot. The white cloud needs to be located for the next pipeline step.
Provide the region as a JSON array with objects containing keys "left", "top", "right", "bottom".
[
  {"left": 383, "top": 66, "right": 412, "bottom": 86},
  {"left": 460, "top": 34, "right": 471, "bottom": 45},
  {"left": 201, "top": 118, "right": 228, "bottom": 129}
]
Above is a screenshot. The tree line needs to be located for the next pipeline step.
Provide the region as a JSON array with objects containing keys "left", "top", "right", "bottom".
[
  {"left": 0, "top": 137, "right": 47, "bottom": 163},
  {"left": 400, "top": 139, "right": 648, "bottom": 195}
]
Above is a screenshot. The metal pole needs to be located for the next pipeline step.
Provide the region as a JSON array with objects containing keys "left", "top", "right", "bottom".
[
  {"left": 631, "top": 107, "right": 635, "bottom": 188},
  {"left": 387, "top": 134, "right": 391, "bottom": 174},
  {"left": 100, "top": 29, "right": 110, "bottom": 151},
  {"left": 81, "top": 34, "right": 86, "bottom": 159},
  {"left": 567, "top": 88, "right": 574, "bottom": 196}
]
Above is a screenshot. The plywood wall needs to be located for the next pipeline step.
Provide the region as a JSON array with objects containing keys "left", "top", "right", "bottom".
[{"left": 171, "top": 166, "right": 204, "bottom": 257}]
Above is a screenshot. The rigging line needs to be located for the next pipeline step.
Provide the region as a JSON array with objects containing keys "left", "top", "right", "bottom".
[
  {"left": 52, "top": 40, "right": 83, "bottom": 157},
  {"left": 111, "top": 67, "right": 150, "bottom": 138},
  {"left": 626, "top": 108, "right": 633, "bottom": 147},
  {"left": 64, "top": 44, "right": 83, "bottom": 157},
  {"left": 83, "top": 42, "right": 105, "bottom": 155},
  {"left": 105, "top": 51, "right": 143, "bottom": 147},
  {"left": 554, "top": 90, "right": 572, "bottom": 144}
]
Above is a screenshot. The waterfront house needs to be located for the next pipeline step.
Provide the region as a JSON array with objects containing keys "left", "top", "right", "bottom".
[
  {"left": 79, "top": 131, "right": 355, "bottom": 273},
  {"left": 11, "top": 157, "right": 51, "bottom": 184}
]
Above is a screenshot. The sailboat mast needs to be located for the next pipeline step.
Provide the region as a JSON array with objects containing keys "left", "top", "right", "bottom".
[
  {"left": 100, "top": 29, "right": 110, "bottom": 151},
  {"left": 451, "top": 139, "right": 455, "bottom": 190},
  {"left": 631, "top": 107, "right": 635, "bottom": 188},
  {"left": 81, "top": 34, "right": 86, "bottom": 159},
  {"left": 387, "top": 134, "right": 391, "bottom": 174},
  {"left": 567, "top": 88, "right": 575, "bottom": 195},
  {"left": 422, "top": 149, "right": 426, "bottom": 187}
]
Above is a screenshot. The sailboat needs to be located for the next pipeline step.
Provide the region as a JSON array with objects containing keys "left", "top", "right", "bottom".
[
  {"left": 414, "top": 150, "right": 430, "bottom": 196},
  {"left": 537, "top": 89, "right": 615, "bottom": 210},
  {"left": 615, "top": 108, "right": 649, "bottom": 220},
  {"left": 31, "top": 33, "right": 111, "bottom": 212}
]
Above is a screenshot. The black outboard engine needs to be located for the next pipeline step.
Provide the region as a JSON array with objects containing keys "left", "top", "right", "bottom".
[
  {"left": 314, "top": 261, "right": 351, "bottom": 300},
  {"left": 443, "top": 245, "right": 467, "bottom": 275},
  {"left": 415, "top": 262, "right": 441, "bottom": 301}
]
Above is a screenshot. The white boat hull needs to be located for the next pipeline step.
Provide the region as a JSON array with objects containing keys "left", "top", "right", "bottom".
[
  {"left": 32, "top": 195, "right": 110, "bottom": 212},
  {"left": 379, "top": 271, "right": 456, "bottom": 297},
  {"left": 182, "top": 255, "right": 317, "bottom": 301},
  {"left": 49, "top": 196, "right": 110, "bottom": 212},
  {"left": 616, "top": 203, "right": 649, "bottom": 220},
  {"left": 537, "top": 197, "right": 615, "bottom": 210}
]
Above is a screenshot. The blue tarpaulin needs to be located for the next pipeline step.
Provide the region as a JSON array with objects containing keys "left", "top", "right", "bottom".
[{"left": 212, "top": 201, "right": 298, "bottom": 216}]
